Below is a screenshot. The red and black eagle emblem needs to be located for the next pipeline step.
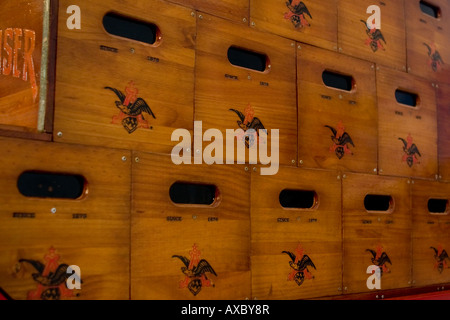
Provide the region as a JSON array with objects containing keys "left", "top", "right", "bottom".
[
  {"left": 399, "top": 134, "right": 421, "bottom": 167},
  {"left": 105, "top": 81, "right": 156, "bottom": 134},
  {"left": 282, "top": 245, "right": 316, "bottom": 287},
  {"left": 172, "top": 244, "right": 217, "bottom": 296},
  {"left": 361, "top": 20, "right": 386, "bottom": 52},
  {"left": 431, "top": 246, "right": 450, "bottom": 274},
  {"left": 284, "top": 0, "right": 312, "bottom": 28},
  {"left": 18, "top": 247, "right": 81, "bottom": 300},
  {"left": 230, "top": 104, "right": 267, "bottom": 148},
  {"left": 325, "top": 121, "right": 355, "bottom": 159},
  {"left": 424, "top": 43, "right": 444, "bottom": 72},
  {"left": 366, "top": 246, "right": 392, "bottom": 278}
]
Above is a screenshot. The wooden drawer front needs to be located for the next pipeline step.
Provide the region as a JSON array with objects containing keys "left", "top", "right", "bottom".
[
  {"left": 437, "top": 83, "right": 450, "bottom": 182},
  {"left": 54, "top": 0, "right": 196, "bottom": 154},
  {"left": 250, "top": 0, "right": 338, "bottom": 51},
  {"left": 194, "top": 13, "right": 297, "bottom": 167},
  {"left": 251, "top": 166, "right": 342, "bottom": 299},
  {"left": 343, "top": 173, "right": 412, "bottom": 294},
  {"left": 298, "top": 44, "right": 378, "bottom": 174},
  {"left": 412, "top": 180, "right": 450, "bottom": 287},
  {"left": 0, "top": 137, "right": 131, "bottom": 300},
  {"left": 338, "top": 0, "right": 406, "bottom": 71},
  {"left": 131, "top": 152, "right": 251, "bottom": 300},
  {"left": 405, "top": 0, "right": 450, "bottom": 84},
  {"left": 377, "top": 66, "right": 438, "bottom": 179}
]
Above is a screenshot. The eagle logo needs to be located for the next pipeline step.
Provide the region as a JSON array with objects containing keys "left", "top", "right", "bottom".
[
  {"left": 431, "top": 246, "right": 450, "bottom": 274},
  {"left": 325, "top": 121, "right": 355, "bottom": 159},
  {"left": 284, "top": 0, "right": 312, "bottom": 28},
  {"left": 282, "top": 244, "right": 316, "bottom": 287},
  {"left": 424, "top": 43, "right": 444, "bottom": 72},
  {"left": 361, "top": 20, "right": 386, "bottom": 52},
  {"left": 366, "top": 245, "right": 392, "bottom": 278},
  {"left": 229, "top": 104, "right": 267, "bottom": 148},
  {"left": 105, "top": 81, "right": 156, "bottom": 134},
  {"left": 18, "top": 247, "right": 81, "bottom": 300},
  {"left": 399, "top": 134, "right": 421, "bottom": 167},
  {"left": 172, "top": 244, "right": 217, "bottom": 296}
]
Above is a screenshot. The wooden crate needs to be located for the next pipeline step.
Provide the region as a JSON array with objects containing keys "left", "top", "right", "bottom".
[
  {"left": 194, "top": 13, "right": 297, "bottom": 167},
  {"left": 377, "top": 66, "right": 438, "bottom": 180},
  {"left": 131, "top": 152, "right": 251, "bottom": 300},
  {"left": 165, "top": 0, "right": 249, "bottom": 23},
  {"left": 54, "top": 0, "right": 196, "bottom": 154},
  {"left": 337, "top": 0, "right": 406, "bottom": 71},
  {"left": 250, "top": 0, "right": 338, "bottom": 51},
  {"left": 251, "top": 166, "right": 342, "bottom": 299},
  {"left": 412, "top": 180, "right": 450, "bottom": 287},
  {"left": 437, "top": 83, "right": 450, "bottom": 182},
  {"left": 297, "top": 43, "right": 378, "bottom": 174},
  {"left": 405, "top": 0, "right": 450, "bottom": 84},
  {"left": 0, "top": 0, "right": 55, "bottom": 140},
  {"left": 0, "top": 137, "right": 131, "bottom": 300},
  {"left": 343, "top": 173, "right": 412, "bottom": 294}
]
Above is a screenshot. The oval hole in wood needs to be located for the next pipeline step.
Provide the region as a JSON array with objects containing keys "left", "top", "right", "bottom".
[
  {"left": 169, "top": 182, "right": 219, "bottom": 206},
  {"left": 364, "top": 195, "right": 393, "bottom": 212},
  {"left": 103, "top": 12, "right": 160, "bottom": 45},
  {"left": 227, "top": 46, "right": 268, "bottom": 72},
  {"left": 322, "top": 71, "right": 354, "bottom": 91},
  {"left": 420, "top": 1, "right": 441, "bottom": 19},
  {"left": 279, "top": 189, "right": 317, "bottom": 209},
  {"left": 395, "top": 89, "right": 419, "bottom": 107},
  {"left": 428, "top": 199, "right": 449, "bottom": 214},
  {"left": 17, "top": 171, "right": 87, "bottom": 199}
]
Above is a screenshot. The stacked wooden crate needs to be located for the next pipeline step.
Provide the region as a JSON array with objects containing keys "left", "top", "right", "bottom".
[{"left": 0, "top": 0, "right": 449, "bottom": 300}]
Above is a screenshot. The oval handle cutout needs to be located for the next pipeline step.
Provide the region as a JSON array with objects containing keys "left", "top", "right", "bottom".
[
  {"left": 169, "top": 182, "right": 219, "bottom": 206},
  {"left": 17, "top": 171, "right": 87, "bottom": 199},
  {"left": 103, "top": 12, "right": 160, "bottom": 45},
  {"left": 428, "top": 199, "right": 449, "bottom": 214},
  {"left": 364, "top": 195, "right": 393, "bottom": 212},
  {"left": 279, "top": 189, "right": 318, "bottom": 209},
  {"left": 227, "top": 46, "right": 269, "bottom": 72},
  {"left": 420, "top": 1, "right": 441, "bottom": 19},
  {"left": 322, "top": 71, "right": 354, "bottom": 91},
  {"left": 395, "top": 89, "right": 419, "bottom": 107}
]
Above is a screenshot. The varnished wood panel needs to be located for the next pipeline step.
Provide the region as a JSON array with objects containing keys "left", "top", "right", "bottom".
[
  {"left": 297, "top": 43, "right": 378, "bottom": 174},
  {"left": 343, "top": 173, "right": 412, "bottom": 294},
  {"left": 131, "top": 152, "right": 251, "bottom": 300},
  {"left": 54, "top": 0, "right": 196, "bottom": 154},
  {"left": 165, "top": 0, "right": 249, "bottom": 23},
  {"left": 251, "top": 166, "right": 342, "bottom": 299},
  {"left": 338, "top": 0, "right": 406, "bottom": 71},
  {"left": 194, "top": 13, "right": 297, "bottom": 166},
  {"left": 0, "top": 137, "right": 131, "bottom": 300},
  {"left": 250, "top": 0, "right": 338, "bottom": 51},
  {"left": 377, "top": 66, "right": 438, "bottom": 179},
  {"left": 405, "top": 0, "right": 450, "bottom": 84},
  {"left": 437, "top": 83, "right": 450, "bottom": 182},
  {"left": 411, "top": 180, "right": 450, "bottom": 287}
]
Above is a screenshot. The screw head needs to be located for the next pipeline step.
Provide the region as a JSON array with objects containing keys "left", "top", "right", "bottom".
[{"left": 51, "top": 208, "right": 57, "bottom": 214}]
